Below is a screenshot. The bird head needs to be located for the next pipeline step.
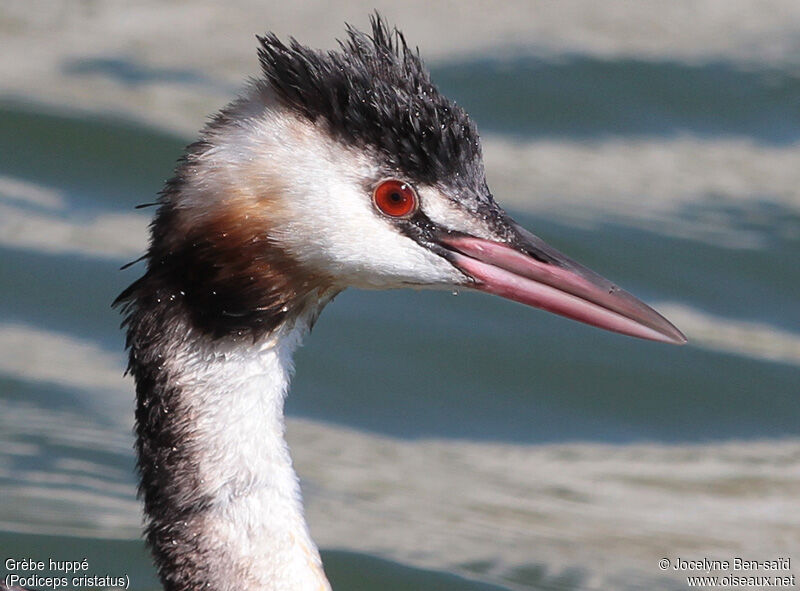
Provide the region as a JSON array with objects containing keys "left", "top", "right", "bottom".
[{"left": 142, "top": 15, "right": 685, "bottom": 345}]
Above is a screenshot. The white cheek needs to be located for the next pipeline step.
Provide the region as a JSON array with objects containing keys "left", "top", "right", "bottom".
[{"left": 281, "top": 177, "right": 462, "bottom": 288}]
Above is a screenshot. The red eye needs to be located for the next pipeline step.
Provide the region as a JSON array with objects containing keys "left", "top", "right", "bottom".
[{"left": 373, "top": 180, "right": 418, "bottom": 218}]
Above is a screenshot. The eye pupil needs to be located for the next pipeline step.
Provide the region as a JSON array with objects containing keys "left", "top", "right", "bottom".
[{"left": 373, "top": 180, "right": 418, "bottom": 218}]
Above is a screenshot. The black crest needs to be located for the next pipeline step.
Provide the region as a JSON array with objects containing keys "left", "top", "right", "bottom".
[{"left": 257, "top": 14, "right": 483, "bottom": 187}]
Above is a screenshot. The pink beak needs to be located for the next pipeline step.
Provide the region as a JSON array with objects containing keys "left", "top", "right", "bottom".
[{"left": 442, "top": 227, "right": 686, "bottom": 345}]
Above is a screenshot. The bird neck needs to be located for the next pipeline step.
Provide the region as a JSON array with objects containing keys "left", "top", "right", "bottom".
[{"left": 129, "top": 303, "right": 331, "bottom": 591}]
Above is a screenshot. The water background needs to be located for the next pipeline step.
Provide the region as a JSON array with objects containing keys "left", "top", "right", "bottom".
[{"left": 1, "top": 3, "right": 799, "bottom": 590}]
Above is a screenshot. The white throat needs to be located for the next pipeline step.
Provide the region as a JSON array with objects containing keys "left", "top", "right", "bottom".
[{"left": 164, "top": 314, "right": 330, "bottom": 591}]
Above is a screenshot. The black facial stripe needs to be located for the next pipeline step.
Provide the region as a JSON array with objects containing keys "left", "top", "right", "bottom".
[
  {"left": 395, "top": 208, "right": 441, "bottom": 247},
  {"left": 392, "top": 196, "right": 558, "bottom": 272},
  {"left": 384, "top": 180, "right": 513, "bottom": 254}
]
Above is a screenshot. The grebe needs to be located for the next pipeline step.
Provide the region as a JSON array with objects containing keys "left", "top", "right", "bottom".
[{"left": 115, "top": 15, "right": 685, "bottom": 591}]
